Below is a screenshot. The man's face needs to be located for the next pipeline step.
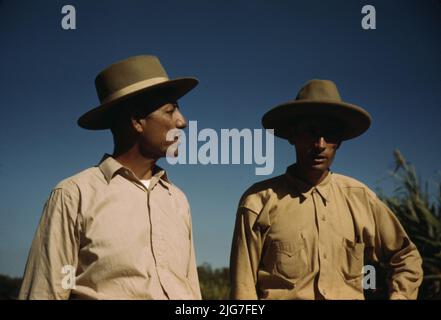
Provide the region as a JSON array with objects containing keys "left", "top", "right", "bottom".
[
  {"left": 134, "top": 102, "right": 187, "bottom": 159},
  {"left": 289, "top": 117, "right": 342, "bottom": 172}
]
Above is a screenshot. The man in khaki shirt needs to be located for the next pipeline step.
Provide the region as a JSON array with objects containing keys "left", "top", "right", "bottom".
[
  {"left": 19, "top": 55, "right": 201, "bottom": 299},
  {"left": 230, "top": 79, "right": 423, "bottom": 300}
]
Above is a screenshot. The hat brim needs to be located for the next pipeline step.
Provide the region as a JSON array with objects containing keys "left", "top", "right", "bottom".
[
  {"left": 262, "top": 100, "right": 372, "bottom": 141},
  {"left": 78, "top": 77, "right": 198, "bottom": 130}
]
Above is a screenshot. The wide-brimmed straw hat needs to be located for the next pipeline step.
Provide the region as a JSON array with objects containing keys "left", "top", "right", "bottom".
[
  {"left": 78, "top": 55, "right": 198, "bottom": 130},
  {"left": 262, "top": 79, "right": 371, "bottom": 140}
]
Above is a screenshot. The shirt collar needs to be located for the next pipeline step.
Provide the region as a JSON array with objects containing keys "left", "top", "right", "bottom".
[
  {"left": 98, "top": 154, "right": 171, "bottom": 190},
  {"left": 285, "top": 164, "right": 333, "bottom": 203}
]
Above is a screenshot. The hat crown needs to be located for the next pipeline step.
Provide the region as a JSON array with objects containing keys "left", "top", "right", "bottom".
[
  {"left": 261, "top": 78, "right": 372, "bottom": 141},
  {"left": 95, "top": 55, "right": 169, "bottom": 103},
  {"left": 296, "top": 79, "right": 342, "bottom": 102}
]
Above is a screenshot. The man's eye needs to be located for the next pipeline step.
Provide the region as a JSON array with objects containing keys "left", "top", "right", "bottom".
[{"left": 168, "top": 104, "right": 179, "bottom": 113}]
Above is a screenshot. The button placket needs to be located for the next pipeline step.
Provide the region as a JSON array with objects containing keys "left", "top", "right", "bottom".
[{"left": 314, "top": 189, "right": 331, "bottom": 298}]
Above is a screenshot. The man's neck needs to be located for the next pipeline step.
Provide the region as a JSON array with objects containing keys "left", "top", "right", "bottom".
[
  {"left": 292, "top": 164, "right": 329, "bottom": 186},
  {"left": 113, "top": 148, "right": 157, "bottom": 180}
]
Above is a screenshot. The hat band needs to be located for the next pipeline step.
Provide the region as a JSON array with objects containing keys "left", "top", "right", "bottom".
[{"left": 101, "top": 76, "right": 169, "bottom": 104}]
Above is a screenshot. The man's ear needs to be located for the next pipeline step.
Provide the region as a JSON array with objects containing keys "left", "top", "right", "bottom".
[{"left": 131, "top": 116, "right": 144, "bottom": 133}]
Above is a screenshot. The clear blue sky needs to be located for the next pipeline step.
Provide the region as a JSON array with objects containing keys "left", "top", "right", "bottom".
[{"left": 0, "top": 0, "right": 440, "bottom": 277}]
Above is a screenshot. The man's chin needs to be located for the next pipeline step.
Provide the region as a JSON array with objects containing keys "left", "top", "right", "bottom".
[{"left": 308, "top": 163, "right": 330, "bottom": 172}]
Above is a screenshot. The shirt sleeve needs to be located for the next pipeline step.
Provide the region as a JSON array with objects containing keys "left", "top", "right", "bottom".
[
  {"left": 230, "top": 206, "right": 263, "bottom": 300},
  {"left": 19, "top": 186, "right": 80, "bottom": 300},
  {"left": 186, "top": 210, "right": 202, "bottom": 300},
  {"left": 371, "top": 197, "right": 424, "bottom": 299}
]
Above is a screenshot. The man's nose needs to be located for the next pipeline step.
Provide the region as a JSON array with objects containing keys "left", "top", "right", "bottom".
[
  {"left": 175, "top": 109, "right": 187, "bottom": 129},
  {"left": 314, "top": 136, "right": 326, "bottom": 150}
]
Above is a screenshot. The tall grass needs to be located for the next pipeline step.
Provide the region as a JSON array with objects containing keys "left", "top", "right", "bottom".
[
  {"left": 197, "top": 263, "right": 230, "bottom": 300},
  {"left": 380, "top": 150, "right": 441, "bottom": 299}
]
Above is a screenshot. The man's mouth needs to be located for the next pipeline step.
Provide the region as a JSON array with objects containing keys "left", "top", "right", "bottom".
[{"left": 311, "top": 155, "right": 327, "bottom": 163}]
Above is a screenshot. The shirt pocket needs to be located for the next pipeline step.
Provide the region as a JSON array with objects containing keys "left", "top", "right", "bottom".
[
  {"left": 338, "top": 238, "right": 365, "bottom": 289},
  {"left": 273, "top": 234, "right": 311, "bottom": 280}
]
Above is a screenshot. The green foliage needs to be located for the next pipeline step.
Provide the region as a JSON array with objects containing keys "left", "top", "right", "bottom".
[
  {"left": 197, "top": 263, "right": 230, "bottom": 300},
  {"left": 0, "top": 275, "right": 21, "bottom": 300},
  {"left": 380, "top": 150, "right": 441, "bottom": 299}
]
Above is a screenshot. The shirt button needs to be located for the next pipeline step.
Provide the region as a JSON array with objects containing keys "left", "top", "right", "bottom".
[
  {"left": 321, "top": 215, "right": 326, "bottom": 221},
  {"left": 322, "top": 289, "right": 327, "bottom": 296},
  {"left": 323, "top": 253, "right": 327, "bottom": 259}
]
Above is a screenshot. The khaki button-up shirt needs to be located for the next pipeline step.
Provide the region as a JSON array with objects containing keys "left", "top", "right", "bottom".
[
  {"left": 230, "top": 165, "right": 423, "bottom": 300},
  {"left": 19, "top": 155, "right": 201, "bottom": 300}
]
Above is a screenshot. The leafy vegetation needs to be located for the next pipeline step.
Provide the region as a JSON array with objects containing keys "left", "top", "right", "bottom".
[
  {"left": 0, "top": 275, "right": 21, "bottom": 300},
  {"left": 197, "top": 263, "right": 230, "bottom": 300},
  {"left": 379, "top": 150, "right": 441, "bottom": 299}
]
